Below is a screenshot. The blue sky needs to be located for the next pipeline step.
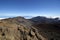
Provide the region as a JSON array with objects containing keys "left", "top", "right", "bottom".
[{"left": 0, "top": 0, "right": 60, "bottom": 18}]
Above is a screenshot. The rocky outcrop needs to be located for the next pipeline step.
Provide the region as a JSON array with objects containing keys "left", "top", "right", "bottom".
[
  {"left": 0, "top": 17, "right": 47, "bottom": 40},
  {"left": 0, "top": 16, "right": 60, "bottom": 40}
]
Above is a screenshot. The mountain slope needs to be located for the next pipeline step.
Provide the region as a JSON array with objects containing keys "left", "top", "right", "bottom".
[
  {"left": 0, "top": 16, "right": 60, "bottom": 40},
  {"left": 0, "top": 16, "right": 47, "bottom": 40},
  {"left": 30, "top": 16, "right": 60, "bottom": 40}
]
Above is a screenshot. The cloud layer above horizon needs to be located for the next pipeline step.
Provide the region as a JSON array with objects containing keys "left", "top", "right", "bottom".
[{"left": 0, "top": 0, "right": 60, "bottom": 18}]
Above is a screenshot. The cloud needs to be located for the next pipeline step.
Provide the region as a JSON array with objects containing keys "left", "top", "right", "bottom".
[
  {"left": 0, "top": 13, "right": 60, "bottom": 18},
  {"left": 0, "top": 18, "right": 5, "bottom": 19}
]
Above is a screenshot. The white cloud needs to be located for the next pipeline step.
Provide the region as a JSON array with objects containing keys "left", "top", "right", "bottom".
[
  {"left": 0, "top": 18, "right": 5, "bottom": 19},
  {"left": 0, "top": 12, "right": 60, "bottom": 18}
]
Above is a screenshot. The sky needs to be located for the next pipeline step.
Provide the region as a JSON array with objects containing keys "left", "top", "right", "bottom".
[{"left": 0, "top": 0, "right": 60, "bottom": 18}]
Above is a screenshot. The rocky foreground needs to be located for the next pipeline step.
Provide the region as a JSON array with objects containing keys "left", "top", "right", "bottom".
[{"left": 0, "top": 16, "right": 60, "bottom": 40}]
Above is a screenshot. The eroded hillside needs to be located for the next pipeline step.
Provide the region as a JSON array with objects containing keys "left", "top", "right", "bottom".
[
  {"left": 0, "top": 17, "right": 47, "bottom": 40},
  {"left": 0, "top": 16, "right": 60, "bottom": 40},
  {"left": 30, "top": 16, "right": 60, "bottom": 40}
]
